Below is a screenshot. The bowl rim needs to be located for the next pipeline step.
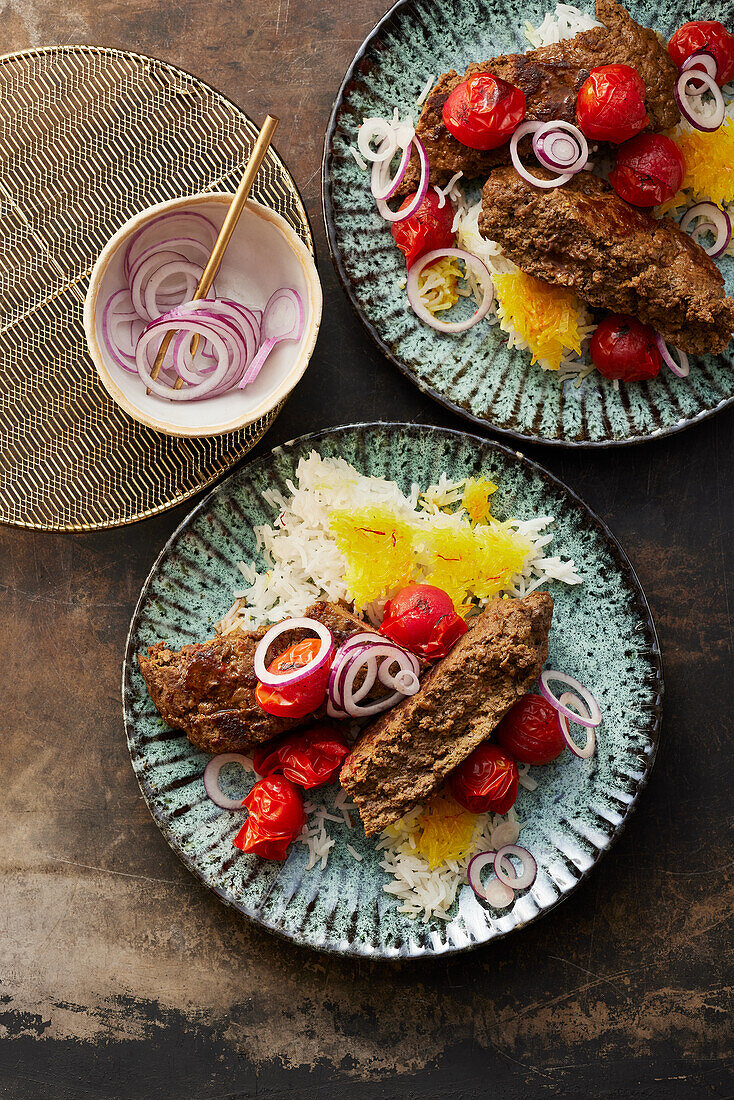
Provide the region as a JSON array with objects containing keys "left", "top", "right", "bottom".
[{"left": 84, "top": 192, "right": 323, "bottom": 438}]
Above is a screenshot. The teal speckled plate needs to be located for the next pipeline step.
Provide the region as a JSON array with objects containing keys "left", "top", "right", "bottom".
[
  {"left": 123, "top": 423, "right": 663, "bottom": 957},
  {"left": 322, "top": 0, "right": 734, "bottom": 446}
]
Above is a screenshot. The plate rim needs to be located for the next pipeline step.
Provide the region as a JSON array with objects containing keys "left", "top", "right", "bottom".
[
  {"left": 0, "top": 43, "right": 315, "bottom": 531},
  {"left": 320, "top": 0, "right": 734, "bottom": 449},
  {"left": 122, "top": 420, "right": 664, "bottom": 958}
]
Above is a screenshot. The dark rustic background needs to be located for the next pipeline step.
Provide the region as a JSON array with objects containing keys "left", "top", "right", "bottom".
[{"left": 1, "top": 1, "right": 732, "bottom": 1097}]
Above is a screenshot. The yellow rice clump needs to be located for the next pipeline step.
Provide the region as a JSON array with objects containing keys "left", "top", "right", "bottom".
[
  {"left": 461, "top": 476, "right": 497, "bottom": 525},
  {"left": 417, "top": 256, "right": 462, "bottom": 315},
  {"left": 328, "top": 501, "right": 531, "bottom": 612},
  {"left": 412, "top": 792, "right": 479, "bottom": 870},
  {"left": 328, "top": 506, "right": 417, "bottom": 610},
  {"left": 661, "top": 117, "right": 734, "bottom": 214},
  {"left": 493, "top": 271, "right": 585, "bottom": 371}
]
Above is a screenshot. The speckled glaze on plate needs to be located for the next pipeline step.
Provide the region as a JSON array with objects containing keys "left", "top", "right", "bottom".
[
  {"left": 123, "top": 423, "right": 663, "bottom": 957},
  {"left": 322, "top": 0, "right": 734, "bottom": 447}
]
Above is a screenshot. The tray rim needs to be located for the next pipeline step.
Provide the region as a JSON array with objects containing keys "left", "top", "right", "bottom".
[
  {"left": 122, "top": 420, "right": 665, "bottom": 959},
  {"left": 0, "top": 43, "right": 315, "bottom": 532}
]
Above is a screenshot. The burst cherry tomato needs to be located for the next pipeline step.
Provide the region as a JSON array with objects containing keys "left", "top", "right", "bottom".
[
  {"left": 390, "top": 190, "right": 455, "bottom": 269},
  {"left": 253, "top": 725, "right": 350, "bottom": 789},
  {"left": 233, "top": 775, "right": 305, "bottom": 860},
  {"left": 494, "top": 694, "right": 566, "bottom": 765},
  {"left": 576, "top": 64, "right": 649, "bottom": 144},
  {"left": 450, "top": 743, "right": 519, "bottom": 815},
  {"left": 442, "top": 72, "right": 527, "bottom": 150},
  {"left": 669, "top": 21, "right": 734, "bottom": 86},
  {"left": 379, "top": 584, "right": 468, "bottom": 659},
  {"left": 608, "top": 133, "right": 685, "bottom": 207},
  {"left": 255, "top": 638, "right": 330, "bottom": 719},
  {"left": 590, "top": 314, "right": 662, "bottom": 382}
]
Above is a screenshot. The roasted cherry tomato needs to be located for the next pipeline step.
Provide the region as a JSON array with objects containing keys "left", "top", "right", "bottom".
[
  {"left": 255, "top": 638, "right": 330, "bottom": 719},
  {"left": 379, "top": 584, "right": 468, "bottom": 659},
  {"left": 494, "top": 694, "right": 566, "bottom": 765},
  {"left": 450, "top": 743, "right": 519, "bottom": 815},
  {"left": 390, "top": 190, "right": 455, "bottom": 269},
  {"left": 590, "top": 313, "right": 662, "bottom": 382},
  {"left": 669, "top": 21, "right": 734, "bottom": 86},
  {"left": 576, "top": 64, "right": 649, "bottom": 144},
  {"left": 608, "top": 133, "right": 685, "bottom": 207},
  {"left": 233, "top": 775, "right": 305, "bottom": 860},
  {"left": 253, "top": 725, "right": 350, "bottom": 790},
  {"left": 442, "top": 72, "right": 527, "bottom": 150}
]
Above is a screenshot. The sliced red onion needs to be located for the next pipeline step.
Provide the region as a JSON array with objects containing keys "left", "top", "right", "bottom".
[
  {"left": 681, "top": 51, "right": 719, "bottom": 95},
  {"left": 532, "top": 121, "right": 588, "bottom": 175},
  {"left": 406, "top": 247, "right": 494, "bottom": 334},
  {"left": 557, "top": 692, "right": 597, "bottom": 759},
  {"left": 511, "top": 120, "right": 573, "bottom": 189},
  {"left": 124, "top": 211, "right": 217, "bottom": 280},
  {"left": 494, "top": 845, "right": 537, "bottom": 890},
  {"left": 655, "top": 334, "right": 690, "bottom": 378},
  {"left": 203, "top": 753, "right": 253, "bottom": 809},
  {"left": 101, "top": 289, "right": 144, "bottom": 373},
  {"left": 358, "top": 117, "right": 398, "bottom": 164},
  {"left": 674, "top": 69, "right": 725, "bottom": 131},
  {"left": 327, "top": 637, "right": 420, "bottom": 718},
  {"left": 484, "top": 878, "right": 516, "bottom": 907},
  {"left": 253, "top": 617, "right": 334, "bottom": 687},
  {"left": 466, "top": 851, "right": 496, "bottom": 900},
  {"left": 376, "top": 137, "right": 429, "bottom": 223},
  {"left": 370, "top": 125, "right": 415, "bottom": 202},
  {"left": 539, "top": 670, "right": 602, "bottom": 728},
  {"left": 680, "top": 202, "right": 732, "bottom": 257}
]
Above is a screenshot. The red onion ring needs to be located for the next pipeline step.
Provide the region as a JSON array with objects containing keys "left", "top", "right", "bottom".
[
  {"left": 253, "top": 617, "right": 334, "bottom": 687},
  {"left": 532, "top": 121, "right": 588, "bottom": 175},
  {"left": 326, "top": 636, "right": 420, "bottom": 718},
  {"left": 203, "top": 753, "right": 254, "bottom": 809},
  {"left": 494, "top": 845, "right": 537, "bottom": 890},
  {"left": 511, "top": 120, "right": 574, "bottom": 189},
  {"left": 124, "top": 211, "right": 217, "bottom": 280},
  {"left": 680, "top": 202, "right": 732, "bottom": 257},
  {"left": 681, "top": 51, "right": 719, "bottom": 95},
  {"left": 557, "top": 691, "right": 597, "bottom": 758},
  {"left": 674, "top": 69, "right": 725, "bottom": 131},
  {"left": 539, "top": 670, "right": 602, "bottom": 728},
  {"left": 655, "top": 334, "right": 690, "bottom": 378},
  {"left": 376, "top": 137, "right": 429, "bottom": 223},
  {"left": 406, "top": 247, "right": 494, "bottom": 334},
  {"left": 371, "top": 125, "right": 415, "bottom": 202},
  {"left": 101, "top": 289, "right": 144, "bottom": 373},
  {"left": 467, "top": 851, "right": 497, "bottom": 900},
  {"left": 358, "top": 117, "right": 398, "bottom": 164}
]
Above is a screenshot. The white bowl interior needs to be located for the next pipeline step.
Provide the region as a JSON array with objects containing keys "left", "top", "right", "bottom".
[{"left": 91, "top": 197, "right": 317, "bottom": 434}]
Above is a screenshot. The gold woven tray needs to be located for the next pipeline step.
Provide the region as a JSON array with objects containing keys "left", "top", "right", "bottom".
[{"left": 0, "top": 45, "right": 313, "bottom": 530}]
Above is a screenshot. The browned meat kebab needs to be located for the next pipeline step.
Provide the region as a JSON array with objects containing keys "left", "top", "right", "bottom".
[
  {"left": 340, "top": 593, "right": 553, "bottom": 836},
  {"left": 478, "top": 167, "right": 734, "bottom": 356},
  {"left": 138, "top": 601, "right": 368, "bottom": 755},
  {"left": 397, "top": 0, "right": 678, "bottom": 194}
]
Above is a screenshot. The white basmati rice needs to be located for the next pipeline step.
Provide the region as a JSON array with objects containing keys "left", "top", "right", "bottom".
[
  {"left": 216, "top": 452, "right": 581, "bottom": 634},
  {"left": 524, "top": 2, "right": 601, "bottom": 48}
]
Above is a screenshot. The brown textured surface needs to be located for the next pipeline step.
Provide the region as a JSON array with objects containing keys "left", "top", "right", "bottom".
[
  {"left": 341, "top": 593, "right": 553, "bottom": 834},
  {"left": 0, "top": 0, "right": 732, "bottom": 1097}
]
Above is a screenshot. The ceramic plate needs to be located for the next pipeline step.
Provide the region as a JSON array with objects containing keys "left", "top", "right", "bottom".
[
  {"left": 123, "top": 423, "right": 663, "bottom": 957},
  {"left": 322, "top": 0, "right": 734, "bottom": 447}
]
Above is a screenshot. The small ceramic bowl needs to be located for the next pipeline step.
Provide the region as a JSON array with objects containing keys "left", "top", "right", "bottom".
[{"left": 84, "top": 193, "right": 322, "bottom": 437}]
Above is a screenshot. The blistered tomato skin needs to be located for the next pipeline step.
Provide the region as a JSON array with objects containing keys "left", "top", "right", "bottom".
[
  {"left": 576, "top": 64, "right": 649, "bottom": 144},
  {"left": 379, "top": 583, "right": 468, "bottom": 658},
  {"left": 590, "top": 313, "right": 662, "bottom": 382},
  {"left": 390, "top": 191, "right": 455, "bottom": 269},
  {"left": 495, "top": 694, "right": 566, "bottom": 764},
  {"left": 233, "top": 775, "right": 306, "bottom": 860},
  {"left": 669, "top": 21, "right": 734, "bottom": 86},
  {"left": 443, "top": 73, "right": 527, "bottom": 150},
  {"left": 255, "top": 638, "right": 331, "bottom": 719},
  {"left": 253, "top": 725, "right": 350, "bottom": 789},
  {"left": 450, "top": 743, "right": 519, "bottom": 815},
  {"left": 608, "top": 133, "right": 685, "bottom": 207}
]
